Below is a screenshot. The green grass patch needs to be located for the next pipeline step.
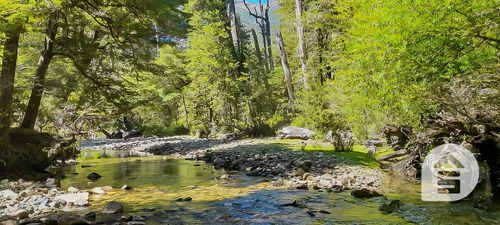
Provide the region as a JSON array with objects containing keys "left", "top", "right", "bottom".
[{"left": 259, "top": 139, "right": 395, "bottom": 168}]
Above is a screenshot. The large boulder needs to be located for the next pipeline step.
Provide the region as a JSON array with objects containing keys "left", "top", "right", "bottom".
[
  {"left": 102, "top": 201, "right": 124, "bottom": 214},
  {"left": 277, "top": 126, "right": 315, "bottom": 140}
]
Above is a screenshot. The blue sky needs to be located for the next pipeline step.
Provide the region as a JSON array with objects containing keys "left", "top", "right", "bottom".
[{"left": 243, "top": 0, "right": 268, "bottom": 4}]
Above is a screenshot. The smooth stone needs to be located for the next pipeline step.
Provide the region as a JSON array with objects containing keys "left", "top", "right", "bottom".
[
  {"left": 45, "top": 178, "right": 56, "bottom": 187},
  {"left": 84, "top": 211, "right": 96, "bottom": 221},
  {"left": 67, "top": 187, "right": 79, "bottom": 193},
  {"left": 91, "top": 188, "right": 105, "bottom": 195},
  {"left": 125, "top": 215, "right": 143, "bottom": 221},
  {"left": 18, "top": 218, "right": 41, "bottom": 225},
  {"left": 126, "top": 222, "right": 145, "bottom": 225},
  {"left": 86, "top": 172, "right": 101, "bottom": 181},
  {"left": 54, "top": 192, "right": 89, "bottom": 206},
  {"left": 0, "top": 220, "right": 19, "bottom": 225},
  {"left": 100, "top": 186, "right": 113, "bottom": 191},
  {"left": 0, "top": 190, "right": 19, "bottom": 199},
  {"left": 57, "top": 216, "right": 88, "bottom": 225},
  {"left": 11, "top": 210, "right": 29, "bottom": 219},
  {"left": 351, "top": 188, "right": 382, "bottom": 198},
  {"left": 102, "top": 201, "right": 124, "bottom": 214}
]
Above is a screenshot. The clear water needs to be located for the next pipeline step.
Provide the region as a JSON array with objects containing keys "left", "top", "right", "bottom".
[{"left": 50, "top": 150, "right": 500, "bottom": 224}]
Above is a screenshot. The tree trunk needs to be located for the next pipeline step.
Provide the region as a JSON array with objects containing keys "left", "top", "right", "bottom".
[
  {"left": 260, "top": 20, "right": 269, "bottom": 71},
  {"left": 251, "top": 29, "right": 264, "bottom": 67},
  {"left": 21, "top": 10, "right": 59, "bottom": 130},
  {"left": 0, "top": 30, "right": 21, "bottom": 137},
  {"left": 226, "top": 0, "right": 239, "bottom": 51},
  {"left": 276, "top": 31, "right": 294, "bottom": 104},
  {"left": 295, "top": 0, "right": 308, "bottom": 90},
  {"left": 264, "top": 8, "right": 274, "bottom": 71}
]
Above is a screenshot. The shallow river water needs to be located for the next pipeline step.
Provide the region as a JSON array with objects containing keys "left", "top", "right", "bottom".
[{"left": 50, "top": 150, "right": 500, "bottom": 224}]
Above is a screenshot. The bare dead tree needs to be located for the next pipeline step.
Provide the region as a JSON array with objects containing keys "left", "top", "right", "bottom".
[
  {"left": 276, "top": 30, "right": 294, "bottom": 109},
  {"left": 295, "top": 0, "right": 308, "bottom": 91},
  {"left": 243, "top": 0, "right": 274, "bottom": 71}
]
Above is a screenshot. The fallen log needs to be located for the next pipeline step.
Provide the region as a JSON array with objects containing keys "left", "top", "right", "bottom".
[{"left": 376, "top": 149, "right": 410, "bottom": 161}]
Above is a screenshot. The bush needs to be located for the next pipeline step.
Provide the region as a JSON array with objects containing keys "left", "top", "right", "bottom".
[{"left": 331, "top": 130, "right": 354, "bottom": 151}]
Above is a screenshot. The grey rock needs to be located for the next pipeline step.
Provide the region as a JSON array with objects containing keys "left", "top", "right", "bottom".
[
  {"left": 84, "top": 211, "right": 95, "bottom": 221},
  {"left": 351, "top": 188, "right": 383, "bottom": 198},
  {"left": 0, "top": 190, "right": 19, "bottom": 199},
  {"left": 86, "top": 172, "right": 101, "bottom": 181},
  {"left": 91, "top": 187, "right": 105, "bottom": 195},
  {"left": 379, "top": 200, "right": 402, "bottom": 213},
  {"left": 0, "top": 220, "right": 19, "bottom": 225},
  {"left": 57, "top": 216, "right": 88, "bottom": 225},
  {"left": 102, "top": 201, "right": 124, "bottom": 214},
  {"left": 125, "top": 215, "right": 144, "bottom": 221},
  {"left": 18, "top": 218, "right": 41, "bottom": 225},
  {"left": 11, "top": 210, "right": 29, "bottom": 219},
  {"left": 54, "top": 192, "right": 89, "bottom": 206},
  {"left": 45, "top": 178, "right": 56, "bottom": 187},
  {"left": 67, "top": 187, "right": 78, "bottom": 193}
]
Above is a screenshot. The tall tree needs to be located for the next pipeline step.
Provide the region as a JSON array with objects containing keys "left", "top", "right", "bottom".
[
  {"left": 0, "top": 28, "right": 21, "bottom": 136},
  {"left": 21, "top": 9, "right": 60, "bottom": 129},
  {"left": 276, "top": 30, "right": 294, "bottom": 106},
  {"left": 294, "top": 0, "right": 308, "bottom": 90},
  {"left": 226, "top": 0, "right": 239, "bottom": 51},
  {"left": 0, "top": 1, "right": 31, "bottom": 136}
]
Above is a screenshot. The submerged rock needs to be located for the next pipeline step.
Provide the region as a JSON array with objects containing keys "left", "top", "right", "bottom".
[
  {"left": 86, "top": 172, "right": 101, "bottom": 181},
  {"left": 351, "top": 188, "right": 383, "bottom": 199},
  {"left": 102, "top": 201, "right": 124, "bottom": 214},
  {"left": 57, "top": 216, "right": 88, "bottom": 225},
  {"left": 91, "top": 187, "right": 105, "bottom": 195},
  {"left": 379, "top": 200, "right": 402, "bottom": 213}
]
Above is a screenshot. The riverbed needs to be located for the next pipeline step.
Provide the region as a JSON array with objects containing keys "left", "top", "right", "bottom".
[{"left": 48, "top": 147, "right": 500, "bottom": 224}]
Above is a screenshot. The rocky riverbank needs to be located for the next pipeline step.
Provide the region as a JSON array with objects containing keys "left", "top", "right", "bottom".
[
  {"left": 0, "top": 137, "right": 384, "bottom": 224},
  {"left": 0, "top": 178, "right": 154, "bottom": 225},
  {"left": 84, "top": 136, "right": 382, "bottom": 192}
]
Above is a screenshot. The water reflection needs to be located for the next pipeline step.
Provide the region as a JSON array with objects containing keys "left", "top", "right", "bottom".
[{"left": 78, "top": 149, "right": 153, "bottom": 159}]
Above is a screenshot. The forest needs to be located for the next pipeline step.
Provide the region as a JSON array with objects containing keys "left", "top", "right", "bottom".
[{"left": 0, "top": 0, "right": 499, "bottom": 224}]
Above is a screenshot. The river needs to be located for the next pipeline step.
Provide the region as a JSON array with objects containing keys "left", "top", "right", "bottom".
[{"left": 49, "top": 149, "right": 500, "bottom": 224}]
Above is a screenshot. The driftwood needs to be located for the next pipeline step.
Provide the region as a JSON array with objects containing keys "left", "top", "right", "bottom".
[
  {"left": 384, "top": 112, "right": 500, "bottom": 201},
  {"left": 376, "top": 149, "right": 410, "bottom": 161}
]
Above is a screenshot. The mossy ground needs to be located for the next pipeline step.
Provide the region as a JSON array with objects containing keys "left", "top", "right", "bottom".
[{"left": 255, "top": 138, "right": 394, "bottom": 168}]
